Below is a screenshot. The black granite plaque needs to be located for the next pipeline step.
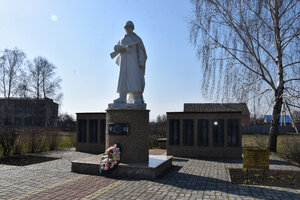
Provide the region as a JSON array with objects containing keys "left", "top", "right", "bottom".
[{"left": 108, "top": 123, "right": 130, "bottom": 135}]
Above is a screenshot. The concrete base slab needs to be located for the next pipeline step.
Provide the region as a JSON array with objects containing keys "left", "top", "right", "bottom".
[
  {"left": 71, "top": 155, "right": 172, "bottom": 180},
  {"left": 108, "top": 103, "right": 147, "bottom": 110}
]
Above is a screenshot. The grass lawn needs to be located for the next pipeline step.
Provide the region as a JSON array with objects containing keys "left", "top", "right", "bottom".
[
  {"left": 2, "top": 130, "right": 299, "bottom": 159},
  {"left": 57, "top": 131, "right": 76, "bottom": 150},
  {"left": 242, "top": 134, "right": 300, "bottom": 154}
]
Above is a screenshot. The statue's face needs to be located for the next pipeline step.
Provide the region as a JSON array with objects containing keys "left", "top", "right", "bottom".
[{"left": 125, "top": 25, "right": 134, "bottom": 34}]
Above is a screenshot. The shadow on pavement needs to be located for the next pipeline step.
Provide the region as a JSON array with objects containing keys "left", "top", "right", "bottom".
[
  {"left": 173, "top": 156, "right": 296, "bottom": 166},
  {"left": 152, "top": 165, "right": 300, "bottom": 198},
  {"left": 175, "top": 157, "right": 243, "bottom": 164},
  {"left": 269, "top": 159, "right": 295, "bottom": 166},
  {"left": 172, "top": 158, "right": 189, "bottom": 162}
]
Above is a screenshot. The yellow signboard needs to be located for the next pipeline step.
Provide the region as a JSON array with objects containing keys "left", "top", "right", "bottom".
[{"left": 243, "top": 148, "right": 270, "bottom": 169}]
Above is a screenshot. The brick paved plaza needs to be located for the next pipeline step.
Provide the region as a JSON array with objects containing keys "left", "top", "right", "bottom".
[{"left": 0, "top": 148, "right": 299, "bottom": 200}]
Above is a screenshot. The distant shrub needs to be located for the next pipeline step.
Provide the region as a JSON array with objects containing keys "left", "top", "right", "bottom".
[
  {"left": 282, "top": 136, "right": 300, "bottom": 163},
  {"left": 149, "top": 134, "right": 165, "bottom": 149},
  {"left": 149, "top": 122, "right": 166, "bottom": 136},
  {"left": 0, "top": 128, "right": 74, "bottom": 157},
  {"left": 0, "top": 128, "right": 17, "bottom": 157},
  {"left": 13, "top": 132, "right": 25, "bottom": 155},
  {"left": 45, "top": 129, "right": 60, "bottom": 150},
  {"left": 254, "top": 134, "right": 268, "bottom": 149},
  {"left": 26, "top": 128, "right": 46, "bottom": 153}
]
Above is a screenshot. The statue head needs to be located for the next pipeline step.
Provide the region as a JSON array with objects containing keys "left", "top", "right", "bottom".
[
  {"left": 124, "top": 21, "right": 134, "bottom": 35},
  {"left": 124, "top": 21, "right": 134, "bottom": 29}
]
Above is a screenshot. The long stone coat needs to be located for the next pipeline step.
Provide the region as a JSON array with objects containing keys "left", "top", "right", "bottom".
[{"left": 115, "top": 32, "right": 147, "bottom": 93}]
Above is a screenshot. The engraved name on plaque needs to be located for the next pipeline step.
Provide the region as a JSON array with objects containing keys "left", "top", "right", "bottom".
[{"left": 108, "top": 123, "right": 130, "bottom": 135}]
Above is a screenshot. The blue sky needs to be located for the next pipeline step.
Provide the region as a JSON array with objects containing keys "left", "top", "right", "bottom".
[{"left": 0, "top": 0, "right": 204, "bottom": 120}]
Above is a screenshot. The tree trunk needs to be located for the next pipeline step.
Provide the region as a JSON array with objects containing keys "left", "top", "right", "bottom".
[
  {"left": 268, "top": 0, "right": 284, "bottom": 152},
  {"left": 36, "top": 78, "right": 40, "bottom": 99},
  {"left": 268, "top": 88, "right": 283, "bottom": 152}
]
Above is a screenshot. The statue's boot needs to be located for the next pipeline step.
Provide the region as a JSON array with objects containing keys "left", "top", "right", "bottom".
[
  {"left": 113, "top": 93, "right": 126, "bottom": 104},
  {"left": 133, "top": 93, "right": 144, "bottom": 104}
]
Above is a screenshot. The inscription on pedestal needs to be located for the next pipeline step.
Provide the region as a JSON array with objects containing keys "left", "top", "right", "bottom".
[{"left": 108, "top": 123, "right": 130, "bottom": 135}]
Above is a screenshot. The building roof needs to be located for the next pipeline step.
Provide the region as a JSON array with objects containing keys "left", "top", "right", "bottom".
[
  {"left": 0, "top": 97, "right": 58, "bottom": 105},
  {"left": 264, "top": 115, "right": 292, "bottom": 123},
  {"left": 184, "top": 103, "right": 250, "bottom": 115}
]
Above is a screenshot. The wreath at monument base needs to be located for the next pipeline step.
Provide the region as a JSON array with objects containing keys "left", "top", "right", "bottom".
[{"left": 99, "top": 143, "right": 121, "bottom": 175}]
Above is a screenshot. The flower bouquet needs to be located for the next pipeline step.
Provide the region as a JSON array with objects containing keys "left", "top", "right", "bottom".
[{"left": 99, "top": 143, "right": 121, "bottom": 174}]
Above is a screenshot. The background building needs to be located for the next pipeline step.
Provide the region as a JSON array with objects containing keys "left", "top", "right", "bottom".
[
  {"left": 264, "top": 115, "right": 292, "bottom": 126},
  {"left": 0, "top": 98, "right": 58, "bottom": 128}
]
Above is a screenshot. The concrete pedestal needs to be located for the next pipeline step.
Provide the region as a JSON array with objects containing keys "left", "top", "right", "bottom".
[
  {"left": 106, "top": 109, "right": 149, "bottom": 164},
  {"left": 71, "top": 109, "right": 173, "bottom": 179},
  {"left": 71, "top": 154, "right": 173, "bottom": 180}
]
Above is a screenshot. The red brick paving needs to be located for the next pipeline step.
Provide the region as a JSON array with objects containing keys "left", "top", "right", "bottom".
[
  {"left": 22, "top": 175, "right": 117, "bottom": 200},
  {"left": 19, "top": 149, "right": 165, "bottom": 199}
]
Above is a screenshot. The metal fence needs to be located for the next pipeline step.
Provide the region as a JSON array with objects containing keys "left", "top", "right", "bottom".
[{"left": 242, "top": 125, "right": 299, "bottom": 135}]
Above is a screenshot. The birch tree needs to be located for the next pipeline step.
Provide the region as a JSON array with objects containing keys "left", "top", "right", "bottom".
[
  {"left": 27, "top": 56, "right": 62, "bottom": 100},
  {"left": 0, "top": 48, "right": 26, "bottom": 99},
  {"left": 190, "top": 0, "right": 300, "bottom": 151}
]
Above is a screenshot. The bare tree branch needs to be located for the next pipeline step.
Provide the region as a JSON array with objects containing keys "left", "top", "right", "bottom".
[
  {"left": 284, "top": 78, "right": 300, "bottom": 83},
  {"left": 283, "top": 61, "right": 300, "bottom": 68},
  {"left": 242, "top": 0, "right": 273, "bottom": 31}
]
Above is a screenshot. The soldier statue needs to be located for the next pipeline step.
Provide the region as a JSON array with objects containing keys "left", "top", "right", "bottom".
[{"left": 109, "top": 21, "right": 147, "bottom": 109}]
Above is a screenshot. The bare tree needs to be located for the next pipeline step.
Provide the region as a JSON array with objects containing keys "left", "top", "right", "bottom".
[
  {"left": 58, "top": 113, "right": 76, "bottom": 131},
  {"left": 190, "top": 0, "right": 300, "bottom": 151},
  {"left": 0, "top": 48, "right": 26, "bottom": 99},
  {"left": 17, "top": 68, "right": 30, "bottom": 98},
  {"left": 156, "top": 114, "right": 167, "bottom": 124},
  {"left": 27, "top": 57, "right": 62, "bottom": 101}
]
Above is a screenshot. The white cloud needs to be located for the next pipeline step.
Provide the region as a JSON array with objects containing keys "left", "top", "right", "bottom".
[{"left": 51, "top": 14, "right": 58, "bottom": 22}]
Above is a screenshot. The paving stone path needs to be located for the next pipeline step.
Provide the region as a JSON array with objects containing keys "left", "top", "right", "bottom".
[{"left": 0, "top": 148, "right": 299, "bottom": 200}]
